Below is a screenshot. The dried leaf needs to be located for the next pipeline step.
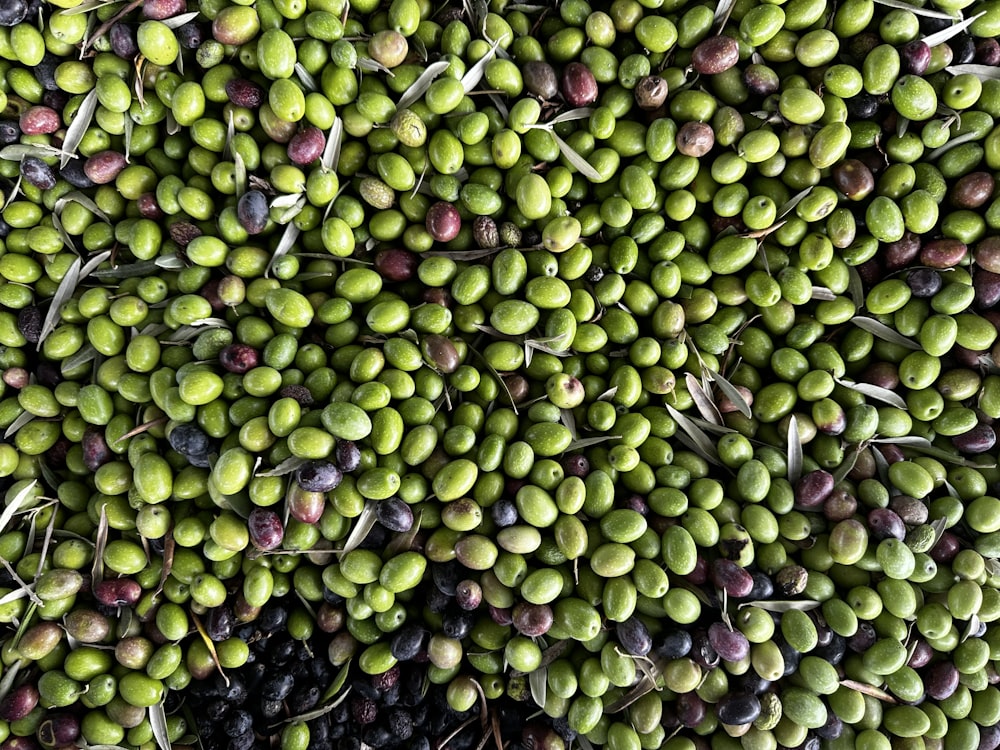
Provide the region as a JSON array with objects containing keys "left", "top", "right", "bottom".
[
  {"left": 872, "top": 0, "right": 954, "bottom": 17},
  {"left": 397, "top": 60, "right": 451, "bottom": 109},
  {"left": 150, "top": 698, "right": 171, "bottom": 750},
  {"left": 190, "top": 611, "right": 229, "bottom": 685},
  {"left": 339, "top": 501, "right": 377, "bottom": 553},
  {"left": 62, "top": 88, "right": 98, "bottom": 167},
  {"left": 686, "top": 373, "right": 722, "bottom": 426},
  {"left": 161, "top": 10, "right": 200, "bottom": 28},
  {"left": 3, "top": 410, "right": 34, "bottom": 440},
  {"left": 707, "top": 368, "right": 751, "bottom": 418},
  {"left": 739, "top": 600, "right": 821, "bottom": 612},
  {"left": 665, "top": 403, "right": 720, "bottom": 465},
  {"left": 0, "top": 479, "right": 36, "bottom": 534},
  {"left": 946, "top": 63, "right": 1000, "bottom": 81},
  {"left": 921, "top": 11, "right": 985, "bottom": 47},
  {"left": 550, "top": 130, "right": 604, "bottom": 182},
  {"left": 294, "top": 62, "right": 319, "bottom": 92},
  {"left": 787, "top": 415, "right": 803, "bottom": 484},
  {"left": 851, "top": 317, "right": 921, "bottom": 349},
  {"left": 839, "top": 679, "right": 899, "bottom": 703},
  {"left": 461, "top": 37, "right": 502, "bottom": 93},
  {"left": 528, "top": 668, "right": 547, "bottom": 709}
]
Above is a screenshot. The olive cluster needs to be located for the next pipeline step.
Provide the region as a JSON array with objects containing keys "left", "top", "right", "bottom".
[{"left": 2, "top": 0, "right": 1000, "bottom": 748}]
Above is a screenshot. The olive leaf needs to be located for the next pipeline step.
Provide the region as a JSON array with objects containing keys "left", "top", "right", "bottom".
[
  {"left": 162, "top": 10, "right": 200, "bottom": 28},
  {"left": 357, "top": 56, "right": 394, "bottom": 75},
  {"left": 810, "top": 286, "right": 837, "bottom": 301},
  {"left": 0, "top": 660, "right": 22, "bottom": 704},
  {"left": 545, "top": 107, "right": 595, "bottom": 125},
  {"left": 739, "top": 600, "right": 821, "bottom": 612},
  {"left": 665, "top": 403, "right": 721, "bottom": 465},
  {"left": 3, "top": 410, "right": 35, "bottom": 440},
  {"left": 234, "top": 151, "right": 247, "bottom": 199},
  {"left": 266, "top": 223, "right": 301, "bottom": 278},
  {"left": 946, "top": 63, "right": 1000, "bottom": 81},
  {"left": 565, "top": 434, "right": 622, "bottom": 450},
  {"left": 60, "top": 0, "right": 119, "bottom": 14},
  {"left": 397, "top": 59, "right": 451, "bottom": 109},
  {"left": 850, "top": 317, "right": 921, "bottom": 350},
  {"left": 787, "top": 414, "right": 803, "bottom": 484},
  {"left": 91, "top": 504, "right": 108, "bottom": 586},
  {"left": 776, "top": 186, "right": 813, "bottom": 220},
  {"left": 339, "top": 501, "right": 377, "bottom": 554},
  {"left": 150, "top": 697, "right": 171, "bottom": 750},
  {"left": 560, "top": 408, "right": 578, "bottom": 441},
  {"left": 61, "top": 87, "right": 98, "bottom": 167},
  {"left": 528, "top": 667, "right": 547, "bottom": 709},
  {"left": 461, "top": 36, "right": 502, "bottom": 93},
  {"left": 872, "top": 0, "right": 954, "bottom": 18},
  {"left": 155, "top": 255, "right": 186, "bottom": 270},
  {"left": 37, "top": 249, "right": 111, "bottom": 349},
  {"left": 550, "top": 130, "right": 604, "bottom": 182},
  {"left": 713, "top": 0, "right": 738, "bottom": 29},
  {"left": 832, "top": 446, "right": 861, "bottom": 484},
  {"left": 597, "top": 386, "right": 618, "bottom": 402},
  {"left": 166, "top": 112, "right": 180, "bottom": 135},
  {"left": 927, "top": 129, "right": 983, "bottom": 160},
  {"left": 0, "top": 143, "right": 76, "bottom": 162},
  {"left": 706, "top": 368, "right": 751, "bottom": 418},
  {"left": 686, "top": 373, "right": 722, "bottom": 426},
  {"left": 878, "top": 435, "right": 997, "bottom": 468},
  {"left": 294, "top": 62, "right": 319, "bottom": 93},
  {"left": 58, "top": 191, "right": 110, "bottom": 223},
  {"left": 921, "top": 11, "right": 985, "bottom": 47},
  {"left": 847, "top": 265, "right": 865, "bottom": 308},
  {"left": 270, "top": 191, "right": 306, "bottom": 210},
  {"left": 961, "top": 613, "right": 982, "bottom": 643},
  {"left": 2, "top": 175, "right": 22, "bottom": 210},
  {"left": 224, "top": 109, "right": 235, "bottom": 159},
  {"left": 0, "top": 478, "right": 37, "bottom": 536},
  {"left": 256, "top": 456, "right": 308, "bottom": 477},
  {"left": 319, "top": 660, "right": 353, "bottom": 704},
  {"left": 835, "top": 378, "right": 908, "bottom": 409},
  {"left": 321, "top": 117, "right": 343, "bottom": 172}
]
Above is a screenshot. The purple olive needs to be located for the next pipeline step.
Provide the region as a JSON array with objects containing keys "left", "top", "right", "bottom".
[
  {"left": 560, "top": 62, "right": 598, "bottom": 107},
  {"left": 248, "top": 508, "right": 284, "bottom": 550}
]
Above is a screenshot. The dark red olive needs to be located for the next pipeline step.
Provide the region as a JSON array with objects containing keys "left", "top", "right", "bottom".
[
  {"left": 287, "top": 126, "right": 326, "bottom": 165},
  {"left": 560, "top": 62, "right": 598, "bottom": 107},
  {"left": 425, "top": 201, "right": 461, "bottom": 242}
]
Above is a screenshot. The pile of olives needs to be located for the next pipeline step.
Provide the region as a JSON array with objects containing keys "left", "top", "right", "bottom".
[{"left": 2, "top": 0, "right": 1000, "bottom": 748}]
